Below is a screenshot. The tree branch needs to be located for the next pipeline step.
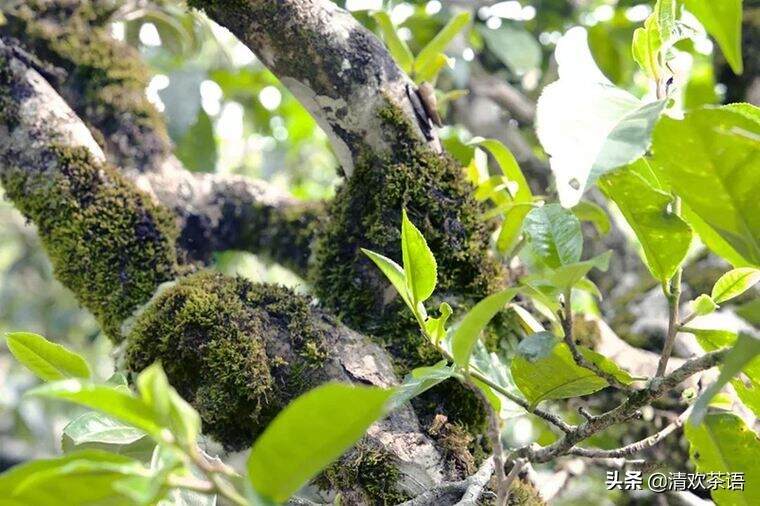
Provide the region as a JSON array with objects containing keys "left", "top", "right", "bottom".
[
  {"left": 519, "top": 349, "right": 727, "bottom": 463},
  {"left": 2, "top": 0, "right": 321, "bottom": 272},
  {"left": 0, "top": 40, "right": 455, "bottom": 499},
  {"left": 188, "top": 0, "right": 440, "bottom": 177}
]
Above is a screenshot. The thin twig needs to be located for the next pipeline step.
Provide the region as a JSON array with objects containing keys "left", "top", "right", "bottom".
[
  {"left": 518, "top": 349, "right": 727, "bottom": 463},
  {"left": 567, "top": 406, "right": 692, "bottom": 459},
  {"left": 560, "top": 290, "right": 632, "bottom": 391}
]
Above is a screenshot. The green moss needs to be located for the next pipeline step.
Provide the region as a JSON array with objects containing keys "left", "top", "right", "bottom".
[
  {"left": 315, "top": 440, "right": 409, "bottom": 505},
  {"left": 507, "top": 479, "right": 546, "bottom": 506},
  {"left": 3, "top": 1, "right": 170, "bottom": 169},
  {"left": 0, "top": 144, "right": 179, "bottom": 341},
  {"left": 0, "top": 51, "right": 18, "bottom": 129},
  {"left": 124, "top": 271, "right": 329, "bottom": 450},
  {"left": 311, "top": 99, "right": 506, "bottom": 433}
]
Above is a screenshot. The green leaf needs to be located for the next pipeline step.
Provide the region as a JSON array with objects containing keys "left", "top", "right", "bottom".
[
  {"left": 632, "top": 16, "right": 663, "bottom": 80},
  {"left": 472, "top": 139, "right": 532, "bottom": 203},
  {"left": 472, "top": 138, "right": 534, "bottom": 252},
  {"left": 393, "top": 361, "right": 456, "bottom": 408},
  {"left": 414, "top": 11, "right": 471, "bottom": 78},
  {"left": 136, "top": 364, "right": 200, "bottom": 447},
  {"left": 711, "top": 268, "right": 760, "bottom": 304},
  {"left": 0, "top": 450, "right": 151, "bottom": 506},
  {"left": 541, "top": 251, "right": 612, "bottom": 292},
  {"left": 684, "top": 0, "right": 744, "bottom": 74},
  {"left": 688, "top": 328, "right": 760, "bottom": 418},
  {"left": 63, "top": 412, "right": 145, "bottom": 446},
  {"left": 654, "top": 0, "right": 677, "bottom": 43},
  {"left": 588, "top": 100, "right": 667, "bottom": 185},
  {"left": 424, "top": 302, "right": 452, "bottom": 345},
  {"left": 478, "top": 25, "right": 541, "bottom": 75},
  {"left": 511, "top": 333, "right": 610, "bottom": 407},
  {"left": 683, "top": 202, "right": 753, "bottom": 268},
  {"left": 599, "top": 161, "right": 692, "bottom": 283},
  {"left": 5, "top": 332, "right": 91, "bottom": 382},
  {"left": 401, "top": 209, "right": 437, "bottom": 304},
  {"left": 450, "top": 289, "right": 517, "bottom": 369},
  {"left": 26, "top": 380, "right": 163, "bottom": 437},
  {"left": 362, "top": 248, "right": 413, "bottom": 312},
  {"left": 372, "top": 12, "right": 414, "bottom": 74},
  {"left": 572, "top": 201, "right": 611, "bottom": 236},
  {"left": 247, "top": 383, "right": 394, "bottom": 502},
  {"left": 524, "top": 204, "right": 583, "bottom": 268},
  {"left": 691, "top": 333, "right": 760, "bottom": 424},
  {"left": 686, "top": 413, "right": 760, "bottom": 505},
  {"left": 651, "top": 106, "right": 760, "bottom": 266},
  {"left": 691, "top": 294, "right": 718, "bottom": 316},
  {"left": 413, "top": 53, "right": 449, "bottom": 84}
]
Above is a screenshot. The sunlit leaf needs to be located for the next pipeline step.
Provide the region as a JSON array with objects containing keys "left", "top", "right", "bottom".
[
  {"left": 684, "top": 0, "right": 744, "bottom": 74},
  {"left": 401, "top": 209, "right": 437, "bottom": 304},
  {"left": 524, "top": 204, "right": 583, "bottom": 268},
  {"left": 5, "top": 332, "right": 91, "bottom": 382},
  {"left": 599, "top": 161, "right": 692, "bottom": 283},
  {"left": 711, "top": 268, "right": 760, "bottom": 304},
  {"left": 247, "top": 383, "right": 394, "bottom": 502},
  {"left": 686, "top": 413, "right": 760, "bottom": 505}
]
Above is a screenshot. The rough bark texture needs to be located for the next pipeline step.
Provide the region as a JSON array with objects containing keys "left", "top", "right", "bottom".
[
  {"left": 0, "top": 42, "right": 459, "bottom": 503},
  {"left": 1, "top": 0, "right": 321, "bottom": 270},
  {"left": 187, "top": 0, "right": 440, "bottom": 176}
]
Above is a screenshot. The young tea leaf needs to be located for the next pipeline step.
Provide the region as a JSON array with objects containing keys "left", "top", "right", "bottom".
[
  {"left": 371, "top": 11, "right": 414, "bottom": 74},
  {"left": 401, "top": 209, "right": 437, "bottom": 304},
  {"left": 362, "top": 248, "right": 414, "bottom": 312},
  {"left": 26, "top": 380, "right": 163, "bottom": 437},
  {"left": 450, "top": 289, "right": 517, "bottom": 368},
  {"left": 524, "top": 204, "right": 583, "bottom": 268},
  {"left": 599, "top": 161, "right": 692, "bottom": 283},
  {"left": 6, "top": 332, "right": 91, "bottom": 382},
  {"left": 691, "top": 294, "right": 718, "bottom": 316},
  {"left": 711, "top": 268, "right": 760, "bottom": 304},
  {"left": 247, "top": 383, "right": 394, "bottom": 502},
  {"left": 414, "top": 11, "right": 471, "bottom": 79}
]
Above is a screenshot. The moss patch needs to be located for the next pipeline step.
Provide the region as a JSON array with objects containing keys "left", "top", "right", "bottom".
[
  {"left": 311, "top": 99, "right": 506, "bottom": 434},
  {"left": 2, "top": 0, "right": 170, "bottom": 170},
  {"left": 0, "top": 144, "right": 179, "bottom": 341},
  {"left": 124, "top": 271, "right": 329, "bottom": 450},
  {"left": 315, "top": 440, "right": 409, "bottom": 505}
]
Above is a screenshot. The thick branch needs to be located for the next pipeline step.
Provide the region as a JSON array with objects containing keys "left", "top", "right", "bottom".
[
  {"left": 2, "top": 1, "right": 320, "bottom": 272},
  {"left": 188, "top": 0, "right": 440, "bottom": 176},
  {"left": 0, "top": 41, "right": 454, "bottom": 500}
]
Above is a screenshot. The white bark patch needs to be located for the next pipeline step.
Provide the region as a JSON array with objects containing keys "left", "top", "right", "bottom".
[
  {"left": 13, "top": 63, "right": 105, "bottom": 163},
  {"left": 282, "top": 76, "right": 355, "bottom": 176}
]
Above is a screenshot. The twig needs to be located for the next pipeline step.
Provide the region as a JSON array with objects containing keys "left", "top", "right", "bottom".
[
  {"left": 502, "top": 458, "right": 527, "bottom": 505},
  {"left": 398, "top": 458, "right": 495, "bottom": 506},
  {"left": 560, "top": 290, "right": 632, "bottom": 391},
  {"left": 567, "top": 406, "right": 692, "bottom": 459},
  {"left": 518, "top": 349, "right": 727, "bottom": 463}
]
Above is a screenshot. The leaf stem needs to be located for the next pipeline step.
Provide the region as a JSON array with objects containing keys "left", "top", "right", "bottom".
[{"left": 656, "top": 199, "right": 683, "bottom": 377}]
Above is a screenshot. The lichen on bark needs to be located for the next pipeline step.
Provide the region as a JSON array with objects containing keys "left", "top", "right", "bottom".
[{"left": 124, "top": 270, "right": 330, "bottom": 450}]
